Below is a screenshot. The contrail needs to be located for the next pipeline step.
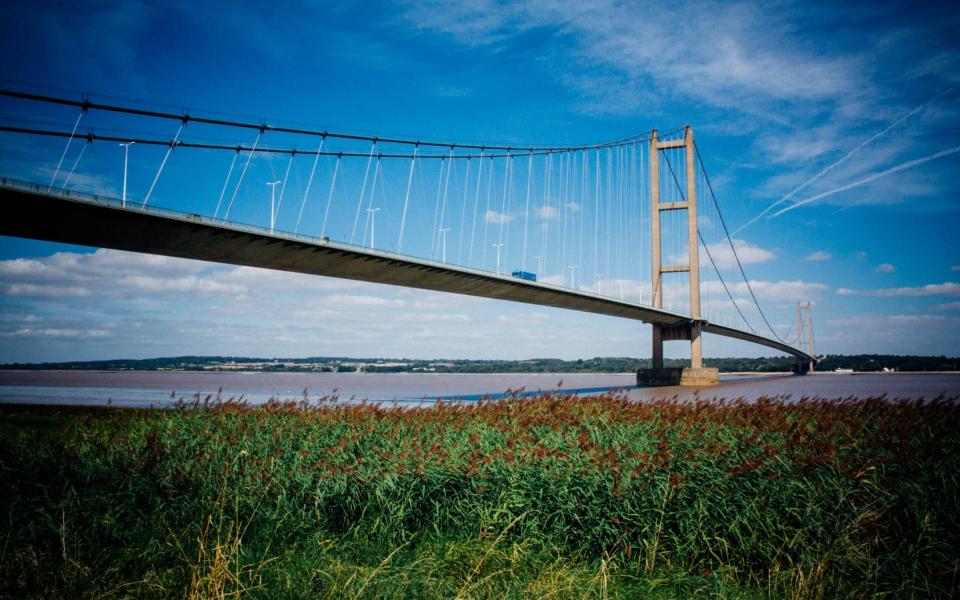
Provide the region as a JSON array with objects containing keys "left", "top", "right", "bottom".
[
  {"left": 769, "top": 144, "right": 960, "bottom": 218},
  {"left": 734, "top": 85, "right": 957, "bottom": 234}
]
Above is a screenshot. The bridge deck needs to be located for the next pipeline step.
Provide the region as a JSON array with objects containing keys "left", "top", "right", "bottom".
[{"left": 0, "top": 181, "right": 812, "bottom": 361}]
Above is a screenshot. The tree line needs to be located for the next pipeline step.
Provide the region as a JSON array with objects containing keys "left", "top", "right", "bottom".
[{"left": 2, "top": 354, "right": 958, "bottom": 373}]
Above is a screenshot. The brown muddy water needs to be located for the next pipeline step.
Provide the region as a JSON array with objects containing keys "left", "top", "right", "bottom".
[{"left": 0, "top": 370, "right": 958, "bottom": 408}]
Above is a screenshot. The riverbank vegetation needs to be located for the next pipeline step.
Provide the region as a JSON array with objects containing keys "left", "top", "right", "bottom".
[{"left": 1, "top": 393, "right": 957, "bottom": 598}]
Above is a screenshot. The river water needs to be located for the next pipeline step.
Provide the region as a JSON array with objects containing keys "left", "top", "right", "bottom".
[{"left": 0, "top": 370, "right": 958, "bottom": 408}]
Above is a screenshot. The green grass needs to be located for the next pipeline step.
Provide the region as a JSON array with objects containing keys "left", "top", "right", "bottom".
[{"left": 1, "top": 392, "right": 958, "bottom": 598}]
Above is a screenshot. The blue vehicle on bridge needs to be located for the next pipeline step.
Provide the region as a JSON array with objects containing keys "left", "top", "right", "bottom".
[{"left": 511, "top": 270, "right": 537, "bottom": 282}]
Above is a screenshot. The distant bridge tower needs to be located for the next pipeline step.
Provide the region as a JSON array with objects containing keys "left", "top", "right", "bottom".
[
  {"left": 643, "top": 126, "right": 717, "bottom": 385},
  {"left": 796, "top": 301, "right": 816, "bottom": 372}
]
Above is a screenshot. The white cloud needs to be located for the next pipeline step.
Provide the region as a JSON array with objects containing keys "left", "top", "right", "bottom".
[
  {"left": 537, "top": 205, "right": 559, "bottom": 220},
  {"left": 769, "top": 144, "right": 960, "bottom": 218},
  {"left": 484, "top": 209, "right": 513, "bottom": 224},
  {"left": 702, "top": 279, "right": 827, "bottom": 302},
  {"left": 400, "top": 313, "right": 471, "bottom": 323},
  {"left": 582, "top": 277, "right": 650, "bottom": 304},
  {"left": 115, "top": 275, "right": 244, "bottom": 294},
  {"left": 681, "top": 238, "right": 775, "bottom": 269},
  {"left": 805, "top": 251, "right": 832, "bottom": 261},
  {"left": 0, "top": 249, "right": 372, "bottom": 301},
  {"left": 727, "top": 240, "right": 776, "bottom": 265},
  {"left": 764, "top": 126, "right": 837, "bottom": 164},
  {"left": 814, "top": 311, "right": 960, "bottom": 355},
  {"left": 952, "top": 265, "right": 960, "bottom": 272},
  {"left": 932, "top": 302, "right": 960, "bottom": 311},
  {"left": 1, "top": 247, "right": 657, "bottom": 362},
  {"left": 539, "top": 273, "right": 566, "bottom": 286},
  {"left": 408, "top": 291, "right": 476, "bottom": 311},
  {"left": 398, "top": 0, "right": 959, "bottom": 227},
  {"left": 38, "top": 167, "right": 116, "bottom": 197},
  {"left": 4, "top": 327, "right": 111, "bottom": 339},
  {"left": 5, "top": 284, "right": 92, "bottom": 298},
  {"left": 436, "top": 84, "right": 470, "bottom": 97},
  {"left": 497, "top": 312, "right": 550, "bottom": 325},
  {"left": 875, "top": 263, "right": 896, "bottom": 273},
  {"left": 309, "top": 294, "right": 406, "bottom": 309},
  {"left": 215, "top": 266, "right": 364, "bottom": 292},
  {"left": 399, "top": 0, "right": 861, "bottom": 113},
  {"left": 837, "top": 282, "right": 960, "bottom": 297}
]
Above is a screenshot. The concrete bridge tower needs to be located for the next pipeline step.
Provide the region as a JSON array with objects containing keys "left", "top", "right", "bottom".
[
  {"left": 795, "top": 301, "right": 816, "bottom": 374},
  {"left": 639, "top": 126, "right": 719, "bottom": 386}
]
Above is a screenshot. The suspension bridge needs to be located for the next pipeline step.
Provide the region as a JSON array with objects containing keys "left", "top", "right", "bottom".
[{"left": 0, "top": 89, "right": 816, "bottom": 384}]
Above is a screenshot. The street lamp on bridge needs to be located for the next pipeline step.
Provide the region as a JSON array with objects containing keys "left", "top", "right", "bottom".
[
  {"left": 492, "top": 243, "right": 504, "bottom": 275},
  {"left": 568, "top": 264, "right": 578, "bottom": 289},
  {"left": 266, "top": 180, "right": 281, "bottom": 232},
  {"left": 438, "top": 228, "right": 450, "bottom": 263},
  {"left": 366, "top": 207, "right": 380, "bottom": 250},
  {"left": 118, "top": 141, "right": 134, "bottom": 207}
]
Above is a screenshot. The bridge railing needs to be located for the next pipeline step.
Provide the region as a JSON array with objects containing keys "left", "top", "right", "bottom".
[
  {"left": 1, "top": 177, "right": 120, "bottom": 207},
  {"left": 0, "top": 176, "right": 383, "bottom": 254}
]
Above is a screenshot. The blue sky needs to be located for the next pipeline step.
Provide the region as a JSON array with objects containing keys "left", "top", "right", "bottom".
[{"left": 0, "top": 0, "right": 958, "bottom": 362}]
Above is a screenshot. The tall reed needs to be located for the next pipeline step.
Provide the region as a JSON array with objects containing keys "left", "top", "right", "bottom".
[{"left": 0, "top": 392, "right": 957, "bottom": 598}]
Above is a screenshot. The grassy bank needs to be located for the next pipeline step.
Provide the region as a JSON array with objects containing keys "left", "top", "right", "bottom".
[{"left": 1, "top": 393, "right": 958, "bottom": 598}]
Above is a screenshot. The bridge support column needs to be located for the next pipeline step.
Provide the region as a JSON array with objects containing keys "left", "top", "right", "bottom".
[
  {"left": 796, "top": 358, "right": 815, "bottom": 375},
  {"left": 651, "top": 325, "right": 664, "bottom": 369},
  {"left": 639, "top": 322, "right": 717, "bottom": 385},
  {"left": 641, "top": 127, "right": 716, "bottom": 386},
  {"left": 690, "top": 321, "right": 702, "bottom": 369}
]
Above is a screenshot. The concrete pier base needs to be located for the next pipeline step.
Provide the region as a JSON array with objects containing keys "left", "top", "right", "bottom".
[
  {"left": 679, "top": 367, "right": 719, "bottom": 386},
  {"left": 637, "top": 367, "right": 719, "bottom": 387},
  {"left": 794, "top": 360, "right": 815, "bottom": 375}
]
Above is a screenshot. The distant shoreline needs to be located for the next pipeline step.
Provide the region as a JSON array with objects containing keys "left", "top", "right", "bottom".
[
  {"left": 1, "top": 353, "right": 957, "bottom": 375},
  {"left": 2, "top": 368, "right": 958, "bottom": 376}
]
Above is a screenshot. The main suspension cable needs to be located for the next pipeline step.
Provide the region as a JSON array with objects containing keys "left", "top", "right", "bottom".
[
  {"left": 693, "top": 141, "right": 789, "bottom": 344},
  {"left": 0, "top": 88, "right": 667, "bottom": 154},
  {"left": 661, "top": 148, "right": 758, "bottom": 333}
]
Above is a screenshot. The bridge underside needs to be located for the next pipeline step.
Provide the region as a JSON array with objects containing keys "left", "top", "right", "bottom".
[{"left": 0, "top": 186, "right": 812, "bottom": 363}]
